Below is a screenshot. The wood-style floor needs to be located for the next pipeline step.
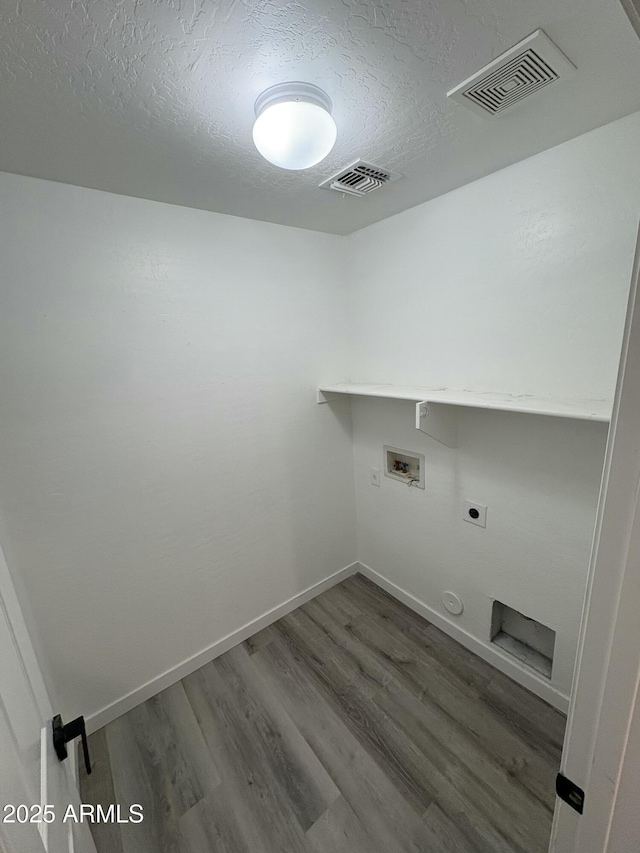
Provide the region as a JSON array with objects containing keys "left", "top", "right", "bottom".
[{"left": 80, "top": 573, "right": 565, "bottom": 853}]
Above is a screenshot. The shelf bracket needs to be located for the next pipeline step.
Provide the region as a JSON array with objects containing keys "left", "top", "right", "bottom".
[
  {"left": 317, "top": 388, "right": 348, "bottom": 405},
  {"left": 416, "top": 401, "right": 459, "bottom": 448}
]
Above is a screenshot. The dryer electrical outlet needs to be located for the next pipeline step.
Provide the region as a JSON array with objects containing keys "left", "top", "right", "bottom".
[{"left": 464, "top": 501, "right": 487, "bottom": 527}]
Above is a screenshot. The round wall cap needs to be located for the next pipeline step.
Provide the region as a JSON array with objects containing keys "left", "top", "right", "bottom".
[{"left": 442, "top": 591, "right": 464, "bottom": 616}]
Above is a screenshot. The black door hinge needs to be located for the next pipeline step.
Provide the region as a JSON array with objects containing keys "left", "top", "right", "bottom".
[
  {"left": 556, "top": 772, "right": 584, "bottom": 814},
  {"left": 52, "top": 715, "right": 91, "bottom": 775}
]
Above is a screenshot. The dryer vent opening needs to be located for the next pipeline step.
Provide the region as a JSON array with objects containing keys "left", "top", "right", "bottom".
[{"left": 491, "top": 600, "right": 556, "bottom": 679}]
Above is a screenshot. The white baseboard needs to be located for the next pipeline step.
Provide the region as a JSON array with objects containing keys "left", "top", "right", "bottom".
[
  {"left": 357, "top": 562, "right": 569, "bottom": 714},
  {"left": 87, "top": 561, "right": 359, "bottom": 733}
]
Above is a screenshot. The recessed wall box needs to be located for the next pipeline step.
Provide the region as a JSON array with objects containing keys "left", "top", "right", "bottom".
[
  {"left": 491, "top": 601, "right": 555, "bottom": 679},
  {"left": 383, "top": 446, "right": 425, "bottom": 489}
]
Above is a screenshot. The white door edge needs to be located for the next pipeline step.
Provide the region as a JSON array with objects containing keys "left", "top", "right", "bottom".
[{"left": 550, "top": 220, "right": 640, "bottom": 851}]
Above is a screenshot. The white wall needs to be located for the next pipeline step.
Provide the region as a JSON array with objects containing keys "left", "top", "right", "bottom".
[
  {"left": 345, "top": 111, "right": 640, "bottom": 703},
  {"left": 352, "top": 400, "right": 607, "bottom": 704},
  {"left": 0, "top": 173, "right": 356, "bottom": 724},
  {"left": 348, "top": 112, "right": 640, "bottom": 401}
]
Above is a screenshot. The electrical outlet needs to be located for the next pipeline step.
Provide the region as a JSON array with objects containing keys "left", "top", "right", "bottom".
[
  {"left": 464, "top": 500, "right": 487, "bottom": 528},
  {"left": 370, "top": 468, "right": 381, "bottom": 487}
]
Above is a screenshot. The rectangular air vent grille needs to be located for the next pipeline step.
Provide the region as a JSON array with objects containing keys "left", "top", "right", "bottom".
[
  {"left": 463, "top": 49, "right": 558, "bottom": 114},
  {"left": 320, "top": 160, "right": 401, "bottom": 197},
  {"left": 448, "top": 29, "right": 575, "bottom": 117}
]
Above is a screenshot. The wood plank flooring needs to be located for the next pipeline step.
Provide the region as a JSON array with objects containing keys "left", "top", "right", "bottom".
[{"left": 80, "top": 574, "right": 565, "bottom": 853}]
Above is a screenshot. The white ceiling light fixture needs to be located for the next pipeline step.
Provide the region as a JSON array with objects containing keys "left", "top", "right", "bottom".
[{"left": 252, "top": 82, "right": 337, "bottom": 170}]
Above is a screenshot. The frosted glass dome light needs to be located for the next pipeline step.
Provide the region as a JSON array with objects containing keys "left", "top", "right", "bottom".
[{"left": 252, "top": 83, "right": 337, "bottom": 171}]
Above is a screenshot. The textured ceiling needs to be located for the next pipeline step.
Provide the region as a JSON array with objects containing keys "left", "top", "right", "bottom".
[{"left": 1, "top": 0, "right": 640, "bottom": 234}]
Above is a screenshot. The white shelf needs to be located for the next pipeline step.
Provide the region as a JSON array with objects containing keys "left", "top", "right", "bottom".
[
  {"left": 317, "top": 383, "right": 611, "bottom": 421},
  {"left": 317, "top": 383, "right": 612, "bottom": 448}
]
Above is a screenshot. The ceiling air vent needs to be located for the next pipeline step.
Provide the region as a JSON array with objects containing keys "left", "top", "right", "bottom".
[
  {"left": 447, "top": 29, "right": 575, "bottom": 117},
  {"left": 319, "top": 160, "right": 401, "bottom": 197}
]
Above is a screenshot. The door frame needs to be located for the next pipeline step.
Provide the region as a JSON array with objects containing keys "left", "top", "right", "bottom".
[{"left": 550, "top": 217, "right": 640, "bottom": 850}]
